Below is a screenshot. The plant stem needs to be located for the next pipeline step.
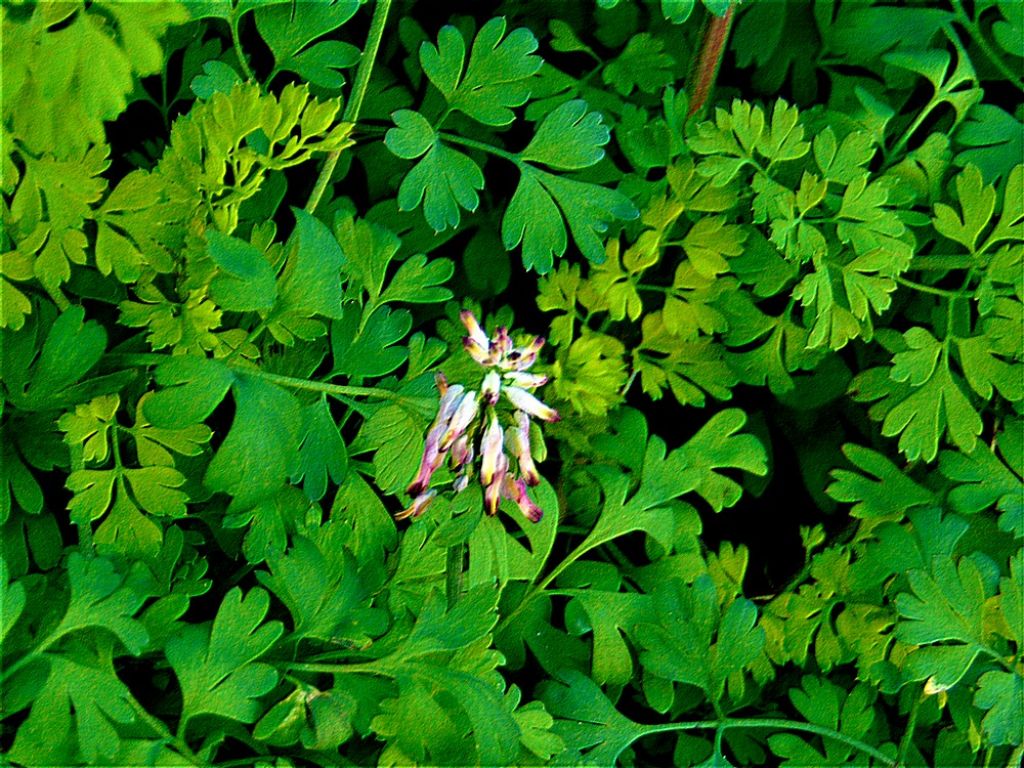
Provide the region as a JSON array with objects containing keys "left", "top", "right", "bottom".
[
  {"left": 248, "top": 368, "right": 424, "bottom": 406},
  {"left": 306, "top": 0, "right": 393, "bottom": 214},
  {"left": 950, "top": 1, "right": 1024, "bottom": 91},
  {"left": 440, "top": 132, "right": 522, "bottom": 164},
  {"left": 130, "top": 700, "right": 202, "bottom": 766},
  {"left": 285, "top": 661, "right": 388, "bottom": 677},
  {"left": 230, "top": 14, "right": 255, "bottom": 82},
  {"left": 686, "top": 2, "right": 737, "bottom": 118},
  {"left": 445, "top": 542, "right": 465, "bottom": 607},
  {"left": 104, "top": 353, "right": 426, "bottom": 406},
  {"left": 897, "top": 689, "right": 924, "bottom": 766},
  {"left": 640, "top": 718, "right": 898, "bottom": 767},
  {"left": 896, "top": 276, "right": 967, "bottom": 298}
]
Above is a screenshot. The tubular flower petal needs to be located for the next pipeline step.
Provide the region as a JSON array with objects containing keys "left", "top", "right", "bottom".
[
  {"left": 492, "top": 326, "right": 513, "bottom": 359},
  {"left": 463, "top": 337, "right": 493, "bottom": 366},
  {"left": 440, "top": 391, "right": 480, "bottom": 451},
  {"left": 503, "top": 371, "right": 548, "bottom": 389},
  {"left": 503, "top": 336, "right": 545, "bottom": 371},
  {"left": 479, "top": 413, "right": 505, "bottom": 486},
  {"left": 482, "top": 370, "right": 502, "bottom": 405},
  {"left": 434, "top": 384, "right": 466, "bottom": 428},
  {"left": 504, "top": 386, "right": 560, "bottom": 423},
  {"left": 504, "top": 476, "right": 543, "bottom": 522},
  {"left": 484, "top": 450, "right": 508, "bottom": 515},
  {"left": 508, "top": 410, "right": 540, "bottom": 486},
  {"left": 450, "top": 433, "right": 473, "bottom": 469},
  {"left": 407, "top": 382, "right": 466, "bottom": 495},
  {"left": 460, "top": 310, "right": 490, "bottom": 349},
  {"left": 407, "top": 436, "right": 440, "bottom": 496},
  {"left": 396, "top": 489, "right": 437, "bottom": 520}
]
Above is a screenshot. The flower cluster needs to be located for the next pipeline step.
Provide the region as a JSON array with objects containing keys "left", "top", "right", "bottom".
[{"left": 398, "top": 310, "right": 560, "bottom": 523}]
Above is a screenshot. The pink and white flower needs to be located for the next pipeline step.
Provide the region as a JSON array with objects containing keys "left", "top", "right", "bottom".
[{"left": 399, "top": 310, "right": 559, "bottom": 524}]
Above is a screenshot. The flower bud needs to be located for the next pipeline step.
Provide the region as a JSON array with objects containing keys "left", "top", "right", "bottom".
[
  {"left": 450, "top": 433, "right": 473, "bottom": 469},
  {"left": 508, "top": 410, "right": 540, "bottom": 486},
  {"left": 439, "top": 391, "right": 480, "bottom": 451},
  {"left": 395, "top": 489, "right": 437, "bottom": 520},
  {"left": 460, "top": 310, "right": 490, "bottom": 348},
  {"left": 482, "top": 370, "right": 501, "bottom": 405},
  {"left": 504, "top": 386, "right": 560, "bottom": 423},
  {"left": 504, "top": 476, "right": 543, "bottom": 523},
  {"left": 503, "top": 371, "right": 548, "bottom": 389},
  {"left": 484, "top": 450, "right": 508, "bottom": 515},
  {"left": 479, "top": 412, "right": 505, "bottom": 486}
]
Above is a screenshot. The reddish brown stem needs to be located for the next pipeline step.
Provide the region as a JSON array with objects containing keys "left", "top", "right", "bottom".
[{"left": 686, "top": 2, "right": 737, "bottom": 118}]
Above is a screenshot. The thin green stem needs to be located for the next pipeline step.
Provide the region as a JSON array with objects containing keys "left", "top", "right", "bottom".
[
  {"left": 886, "top": 99, "right": 938, "bottom": 165},
  {"left": 911, "top": 254, "right": 975, "bottom": 271},
  {"left": 897, "top": 689, "right": 924, "bottom": 767},
  {"left": 230, "top": 16, "right": 255, "bottom": 81},
  {"left": 248, "top": 368, "right": 423, "bottom": 405},
  {"left": 284, "top": 661, "right": 388, "bottom": 677},
  {"left": 43, "top": 283, "right": 70, "bottom": 311},
  {"left": 640, "top": 718, "right": 897, "bottom": 766},
  {"left": 104, "top": 353, "right": 423, "bottom": 406},
  {"left": 130, "top": 700, "right": 201, "bottom": 766},
  {"left": 896, "top": 276, "right": 967, "bottom": 298},
  {"left": 306, "top": 0, "right": 393, "bottom": 214},
  {"left": 445, "top": 542, "right": 465, "bottom": 607},
  {"left": 438, "top": 132, "right": 521, "bottom": 164},
  {"left": 950, "top": 1, "right": 1024, "bottom": 91}
]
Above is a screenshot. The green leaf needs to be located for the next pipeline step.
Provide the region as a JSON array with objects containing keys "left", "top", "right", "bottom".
[
  {"left": 975, "top": 670, "right": 1024, "bottom": 746},
  {"left": 166, "top": 586, "right": 284, "bottom": 733},
  {"left": 565, "top": 590, "right": 652, "bottom": 685},
  {"left": 674, "top": 408, "right": 769, "bottom": 512},
  {"left": 387, "top": 110, "right": 485, "bottom": 232},
  {"left": 205, "top": 373, "right": 302, "bottom": 511},
  {"left": 191, "top": 59, "right": 242, "bottom": 99},
  {"left": 689, "top": 99, "right": 810, "bottom": 183},
  {"left": 253, "top": 0, "right": 359, "bottom": 84},
  {"left": 602, "top": 33, "right": 675, "bottom": 96},
  {"left": 635, "top": 313, "right": 738, "bottom": 408},
  {"left": 932, "top": 164, "right": 996, "bottom": 252},
  {"left": 637, "top": 575, "right": 765, "bottom": 705},
  {"left": 258, "top": 525, "right": 385, "bottom": 646},
  {"left": 954, "top": 104, "right": 1024, "bottom": 185},
  {"left": 662, "top": 0, "right": 696, "bottom": 24},
  {"left": 269, "top": 208, "right": 346, "bottom": 341},
  {"left": 7, "top": 639, "right": 145, "bottom": 766},
  {"left": 521, "top": 99, "right": 611, "bottom": 170},
  {"left": 2, "top": 306, "right": 107, "bottom": 411},
  {"left": 330, "top": 304, "right": 412, "bottom": 379},
  {"left": 294, "top": 395, "right": 347, "bottom": 502},
  {"left": 768, "top": 677, "right": 886, "bottom": 766},
  {"left": 143, "top": 356, "right": 233, "bottom": 430},
  {"left": 682, "top": 216, "right": 747, "bottom": 278},
  {"left": 421, "top": 17, "right": 542, "bottom": 126},
  {"left": 49, "top": 552, "right": 150, "bottom": 654},
  {"left": 207, "top": 231, "right": 277, "bottom": 312},
  {"left": 851, "top": 329, "right": 983, "bottom": 462},
  {"left": 540, "top": 671, "right": 646, "bottom": 766},
  {"left": 940, "top": 442, "right": 1023, "bottom": 535},
  {"left": 826, "top": 444, "right": 934, "bottom": 519},
  {"left": 895, "top": 555, "right": 991, "bottom": 689},
  {"left": 503, "top": 165, "right": 638, "bottom": 273},
  {"left": 381, "top": 253, "right": 454, "bottom": 306}
]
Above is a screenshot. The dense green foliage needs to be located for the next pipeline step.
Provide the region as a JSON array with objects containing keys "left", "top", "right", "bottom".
[{"left": 1, "top": 1, "right": 1021, "bottom": 766}]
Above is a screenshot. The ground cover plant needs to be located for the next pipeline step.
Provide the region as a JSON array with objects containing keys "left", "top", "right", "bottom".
[{"left": 1, "top": 0, "right": 1022, "bottom": 765}]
